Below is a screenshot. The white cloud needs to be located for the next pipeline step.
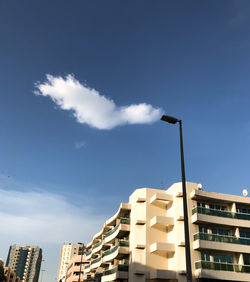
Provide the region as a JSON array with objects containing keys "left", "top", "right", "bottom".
[
  {"left": 35, "top": 74, "right": 163, "bottom": 130},
  {"left": 75, "top": 141, "right": 87, "bottom": 149}
]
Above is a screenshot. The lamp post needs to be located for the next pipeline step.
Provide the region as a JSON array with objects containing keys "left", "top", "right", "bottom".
[
  {"left": 78, "top": 243, "right": 84, "bottom": 282},
  {"left": 161, "top": 115, "right": 192, "bottom": 282}
]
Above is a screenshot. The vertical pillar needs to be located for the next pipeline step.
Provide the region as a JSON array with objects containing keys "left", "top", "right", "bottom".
[
  {"left": 239, "top": 254, "right": 244, "bottom": 265},
  {"left": 231, "top": 203, "right": 236, "bottom": 213},
  {"left": 235, "top": 228, "right": 240, "bottom": 238}
]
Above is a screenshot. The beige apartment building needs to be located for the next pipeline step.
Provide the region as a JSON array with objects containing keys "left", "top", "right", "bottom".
[
  {"left": 82, "top": 182, "right": 250, "bottom": 282},
  {"left": 57, "top": 243, "right": 85, "bottom": 282},
  {"left": 65, "top": 255, "right": 89, "bottom": 282}
]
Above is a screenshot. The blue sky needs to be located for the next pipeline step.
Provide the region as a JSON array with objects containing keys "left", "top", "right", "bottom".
[{"left": 1, "top": 1, "right": 250, "bottom": 281}]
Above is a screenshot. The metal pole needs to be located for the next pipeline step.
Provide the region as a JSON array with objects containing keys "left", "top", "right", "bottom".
[
  {"left": 78, "top": 247, "right": 83, "bottom": 282},
  {"left": 179, "top": 120, "right": 192, "bottom": 282}
]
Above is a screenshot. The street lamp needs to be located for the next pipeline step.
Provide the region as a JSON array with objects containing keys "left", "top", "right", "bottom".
[
  {"left": 78, "top": 243, "right": 84, "bottom": 282},
  {"left": 161, "top": 115, "right": 192, "bottom": 282}
]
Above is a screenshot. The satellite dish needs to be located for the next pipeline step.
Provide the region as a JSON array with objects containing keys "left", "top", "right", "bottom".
[
  {"left": 242, "top": 189, "right": 248, "bottom": 197},
  {"left": 197, "top": 183, "right": 202, "bottom": 190}
]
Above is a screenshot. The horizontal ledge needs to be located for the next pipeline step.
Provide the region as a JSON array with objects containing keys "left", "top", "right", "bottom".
[
  {"left": 150, "top": 216, "right": 174, "bottom": 228},
  {"left": 136, "top": 220, "right": 146, "bottom": 225},
  {"left": 150, "top": 242, "right": 175, "bottom": 255},
  {"left": 150, "top": 193, "right": 173, "bottom": 205},
  {"left": 136, "top": 244, "right": 146, "bottom": 249},
  {"left": 136, "top": 197, "right": 146, "bottom": 203}
]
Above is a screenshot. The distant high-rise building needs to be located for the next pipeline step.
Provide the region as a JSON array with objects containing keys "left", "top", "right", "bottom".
[
  {"left": 6, "top": 244, "right": 42, "bottom": 282},
  {"left": 57, "top": 243, "right": 84, "bottom": 282}
]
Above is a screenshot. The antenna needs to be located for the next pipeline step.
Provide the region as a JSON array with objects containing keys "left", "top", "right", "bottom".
[{"left": 242, "top": 189, "right": 248, "bottom": 197}]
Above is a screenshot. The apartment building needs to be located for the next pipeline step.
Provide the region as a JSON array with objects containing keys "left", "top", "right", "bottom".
[
  {"left": 4, "top": 266, "right": 21, "bottom": 282},
  {"left": 57, "top": 243, "right": 85, "bottom": 282},
  {"left": 6, "top": 245, "right": 42, "bottom": 282},
  {"left": 82, "top": 182, "right": 250, "bottom": 282},
  {"left": 65, "top": 255, "right": 89, "bottom": 282},
  {"left": 1, "top": 258, "right": 20, "bottom": 282}
]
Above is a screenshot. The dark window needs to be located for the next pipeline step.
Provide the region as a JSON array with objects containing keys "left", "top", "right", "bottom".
[{"left": 244, "top": 255, "right": 250, "bottom": 265}]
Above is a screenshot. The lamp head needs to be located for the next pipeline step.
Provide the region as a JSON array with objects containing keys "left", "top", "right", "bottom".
[{"left": 161, "top": 115, "right": 179, "bottom": 124}]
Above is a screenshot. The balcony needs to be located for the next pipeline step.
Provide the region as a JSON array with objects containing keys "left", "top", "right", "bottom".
[
  {"left": 101, "top": 265, "right": 128, "bottom": 282},
  {"left": 104, "top": 219, "right": 130, "bottom": 243},
  {"left": 194, "top": 232, "right": 250, "bottom": 245},
  {"left": 195, "top": 261, "right": 250, "bottom": 282},
  {"left": 192, "top": 207, "right": 250, "bottom": 228},
  {"left": 86, "top": 251, "right": 92, "bottom": 260},
  {"left": 195, "top": 260, "right": 250, "bottom": 281},
  {"left": 196, "top": 260, "right": 250, "bottom": 272},
  {"left": 84, "top": 264, "right": 90, "bottom": 274},
  {"left": 150, "top": 193, "right": 173, "bottom": 208},
  {"left": 92, "top": 241, "right": 102, "bottom": 255},
  {"left": 90, "top": 256, "right": 102, "bottom": 270},
  {"left": 150, "top": 216, "right": 174, "bottom": 231},
  {"left": 102, "top": 241, "right": 129, "bottom": 262},
  {"left": 194, "top": 232, "right": 250, "bottom": 253},
  {"left": 150, "top": 242, "right": 175, "bottom": 256}
]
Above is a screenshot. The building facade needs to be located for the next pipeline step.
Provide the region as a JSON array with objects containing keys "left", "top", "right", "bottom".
[
  {"left": 4, "top": 266, "right": 21, "bottom": 282},
  {"left": 1, "top": 258, "right": 20, "bottom": 282},
  {"left": 5, "top": 245, "right": 42, "bottom": 282},
  {"left": 57, "top": 243, "right": 85, "bottom": 282},
  {"left": 82, "top": 182, "right": 250, "bottom": 282},
  {"left": 65, "top": 255, "right": 89, "bottom": 282}
]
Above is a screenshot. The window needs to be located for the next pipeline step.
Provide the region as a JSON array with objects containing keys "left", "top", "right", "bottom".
[
  {"left": 240, "top": 231, "right": 250, "bottom": 238},
  {"left": 244, "top": 255, "right": 250, "bottom": 265},
  {"left": 201, "top": 253, "right": 232, "bottom": 264},
  {"left": 210, "top": 204, "right": 226, "bottom": 211},
  {"left": 198, "top": 202, "right": 206, "bottom": 208},
  {"left": 199, "top": 226, "right": 208, "bottom": 233},
  {"left": 201, "top": 252, "right": 210, "bottom": 261},
  {"left": 213, "top": 254, "right": 232, "bottom": 264},
  {"left": 212, "top": 228, "right": 229, "bottom": 236},
  {"left": 237, "top": 207, "right": 250, "bottom": 214}
]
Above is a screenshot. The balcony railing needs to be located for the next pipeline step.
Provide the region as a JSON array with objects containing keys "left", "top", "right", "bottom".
[
  {"left": 91, "top": 256, "right": 101, "bottom": 265},
  {"left": 102, "top": 241, "right": 129, "bottom": 258},
  {"left": 120, "top": 218, "right": 130, "bottom": 224},
  {"left": 119, "top": 240, "right": 129, "bottom": 247},
  {"left": 195, "top": 260, "right": 250, "bottom": 273},
  {"left": 103, "top": 264, "right": 129, "bottom": 276},
  {"left": 102, "top": 245, "right": 118, "bottom": 257},
  {"left": 93, "top": 241, "right": 102, "bottom": 250},
  {"left": 86, "top": 250, "right": 91, "bottom": 257},
  {"left": 105, "top": 225, "right": 119, "bottom": 238},
  {"left": 192, "top": 206, "right": 250, "bottom": 220},
  {"left": 94, "top": 273, "right": 102, "bottom": 278},
  {"left": 105, "top": 218, "right": 130, "bottom": 238},
  {"left": 194, "top": 232, "right": 250, "bottom": 246},
  {"left": 84, "top": 264, "right": 90, "bottom": 269}
]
